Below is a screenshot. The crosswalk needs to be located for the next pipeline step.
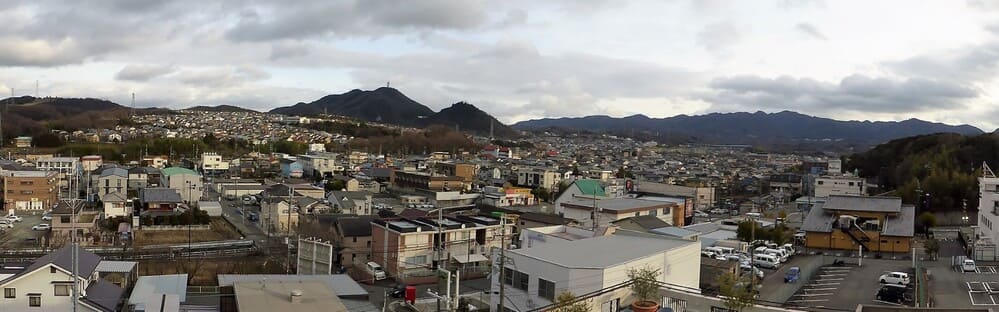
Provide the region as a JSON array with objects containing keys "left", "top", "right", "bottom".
[{"left": 787, "top": 266, "right": 852, "bottom": 306}]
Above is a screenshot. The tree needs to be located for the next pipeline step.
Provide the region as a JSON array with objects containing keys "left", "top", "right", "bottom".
[
  {"left": 532, "top": 187, "right": 552, "bottom": 202},
  {"left": 925, "top": 238, "right": 940, "bottom": 259},
  {"left": 34, "top": 133, "right": 64, "bottom": 148},
  {"left": 551, "top": 291, "right": 590, "bottom": 312},
  {"left": 627, "top": 266, "right": 661, "bottom": 308},
  {"left": 918, "top": 212, "right": 937, "bottom": 235},
  {"left": 616, "top": 166, "right": 635, "bottom": 179},
  {"left": 778, "top": 210, "right": 788, "bottom": 220},
  {"left": 325, "top": 180, "right": 346, "bottom": 192},
  {"left": 717, "top": 271, "right": 756, "bottom": 312}
]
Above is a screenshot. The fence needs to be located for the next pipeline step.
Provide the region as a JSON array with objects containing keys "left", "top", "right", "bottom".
[{"left": 139, "top": 225, "right": 211, "bottom": 231}]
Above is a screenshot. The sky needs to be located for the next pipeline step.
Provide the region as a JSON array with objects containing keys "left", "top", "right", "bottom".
[{"left": 2, "top": 0, "right": 999, "bottom": 130}]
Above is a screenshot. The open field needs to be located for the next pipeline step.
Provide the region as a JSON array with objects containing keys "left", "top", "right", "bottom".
[
  {"left": 136, "top": 256, "right": 288, "bottom": 285},
  {"left": 133, "top": 218, "right": 241, "bottom": 246}
]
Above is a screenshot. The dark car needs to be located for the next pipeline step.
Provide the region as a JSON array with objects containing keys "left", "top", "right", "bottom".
[
  {"left": 876, "top": 285, "right": 907, "bottom": 304},
  {"left": 389, "top": 284, "right": 407, "bottom": 298}
]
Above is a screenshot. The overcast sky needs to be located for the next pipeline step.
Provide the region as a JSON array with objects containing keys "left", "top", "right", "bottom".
[{"left": 2, "top": 0, "right": 999, "bottom": 130}]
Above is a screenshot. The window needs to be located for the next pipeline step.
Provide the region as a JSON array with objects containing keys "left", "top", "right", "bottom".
[
  {"left": 404, "top": 255, "right": 427, "bottom": 265},
  {"left": 61, "top": 216, "right": 71, "bottom": 223},
  {"left": 29, "top": 295, "right": 40, "bottom": 307},
  {"left": 3, "top": 288, "right": 14, "bottom": 298},
  {"left": 50, "top": 266, "right": 57, "bottom": 273},
  {"left": 513, "top": 270, "right": 529, "bottom": 291},
  {"left": 635, "top": 212, "right": 640, "bottom": 217},
  {"left": 54, "top": 285, "right": 70, "bottom": 296},
  {"left": 817, "top": 181, "right": 824, "bottom": 185},
  {"left": 503, "top": 267, "right": 513, "bottom": 286},
  {"left": 601, "top": 298, "right": 620, "bottom": 312},
  {"left": 538, "top": 278, "right": 555, "bottom": 301},
  {"left": 650, "top": 209, "right": 658, "bottom": 216}
]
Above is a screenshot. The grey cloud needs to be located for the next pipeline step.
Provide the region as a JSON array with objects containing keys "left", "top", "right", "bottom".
[
  {"left": 175, "top": 66, "right": 271, "bottom": 88},
  {"left": 887, "top": 41, "right": 999, "bottom": 84},
  {"left": 697, "top": 22, "right": 741, "bottom": 52},
  {"left": 706, "top": 74, "right": 976, "bottom": 113},
  {"left": 795, "top": 22, "right": 826, "bottom": 40},
  {"left": 269, "top": 42, "right": 310, "bottom": 60},
  {"left": 0, "top": 37, "right": 88, "bottom": 66},
  {"left": 225, "top": 0, "right": 490, "bottom": 42},
  {"left": 115, "top": 64, "right": 175, "bottom": 81}
]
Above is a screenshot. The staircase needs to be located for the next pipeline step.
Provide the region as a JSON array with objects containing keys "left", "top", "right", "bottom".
[{"left": 841, "top": 222, "right": 873, "bottom": 251}]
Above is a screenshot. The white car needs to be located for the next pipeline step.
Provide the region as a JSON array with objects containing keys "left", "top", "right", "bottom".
[
  {"left": 879, "top": 272, "right": 910, "bottom": 285},
  {"left": 41, "top": 214, "right": 52, "bottom": 221},
  {"left": 963, "top": 259, "right": 977, "bottom": 272},
  {"left": 694, "top": 211, "right": 710, "bottom": 218},
  {"left": 31, "top": 224, "right": 51, "bottom": 231},
  {"left": 0, "top": 220, "right": 13, "bottom": 229},
  {"left": 5, "top": 215, "right": 22, "bottom": 222}
]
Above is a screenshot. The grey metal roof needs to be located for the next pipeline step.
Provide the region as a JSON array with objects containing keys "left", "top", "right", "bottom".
[
  {"left": 510, "top": 234, "right": 696, "bottom": 269},
  {"left": 683, "top": 222, "right": 721, "bottom": 234},
  {"left": 337, "top": 217, "right": 375, "bottom": 237},
  {"left": 217, "top": 274, "right": 368, "bottom": 298},
  {"left": 100, "top": 167, "right": 128, "bottom": 178},
  {"left": 140, "top": 188, "right": 182, "bottom": 203},
  {"left": 822, "top": 195, "right": 901, "bottom": 213},
  {"left": 102, "top": 191, "right": 127, "bottom": 203},
  {"left": 129, "top": 274, "right": 189, "bottom": 309},
  {"left": 95, "top": 260, "right": 137, "bottom": 273},
  {"left": 612, "top": 215, "right": 671, "bottom": 230},
  {"left": 83, "top": 279, "right": 126, "bottom": 312},
  {"left": 0, "top": 246, "right": 102, "bottom": 285},
  {"left": 562, "top": 198, "right": 670, "bottom": 211},
  {"left": 801, "top": 202, "right": 835, "bottom": 233},
  {"left": 882, "top": 205, "right": 916, "bottom": 237},
  {"left": 650, "top": 226, "right": 699, "bottom": 239}
]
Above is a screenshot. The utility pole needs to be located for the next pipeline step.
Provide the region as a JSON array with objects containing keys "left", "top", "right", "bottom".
[
  {"left": 436, "top": 205, "right": 444, "bottom": 312},
  {"left": 497, "top": 213, "right": 507, "bottom": 312}
]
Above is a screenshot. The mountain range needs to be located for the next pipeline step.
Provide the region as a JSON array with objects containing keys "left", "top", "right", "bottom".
[
  {"left": 269, "top": 87, "right": 517, "bottom": 137},
  {"left": 512, "top": 111, "right": 983, "bottom": 148},
  {"left": 185, "top": 105, "right": 256, "bottom": 113}
]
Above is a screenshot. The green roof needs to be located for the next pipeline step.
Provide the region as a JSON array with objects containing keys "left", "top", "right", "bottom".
[
  {"left": 574, "top": 179, "right": 605, "bottom": 196},
  {"left": 161, "top": 167, "right": 198, "bottom": 176}
]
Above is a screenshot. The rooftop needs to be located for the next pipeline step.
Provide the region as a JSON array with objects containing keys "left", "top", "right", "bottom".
[
  {"left": 217, "top": 274, "right": 367, "bottom": 298},
  {"left": 161, "top": 167, "right": 199, "bottom": 176},
  {"left": 563, "top": 198, "right": 670, "bottom": 212},
  {"left": 233, "top": 280, "right": 348, "bottom": 312},
  {"left": 822, "top": 195, "right": 902, "bottom": 213},
  {"left": 510, "top": 234, "right": 696, "bottom": 269}
]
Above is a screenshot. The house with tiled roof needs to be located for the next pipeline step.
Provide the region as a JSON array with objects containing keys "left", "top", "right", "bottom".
[{"left": 0, "top": 246, "right": 126, "bottom": 311}]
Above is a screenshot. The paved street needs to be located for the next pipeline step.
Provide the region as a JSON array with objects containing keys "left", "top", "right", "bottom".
[{"left": 362, "top": 277, "right": 492, "bottom": 310}]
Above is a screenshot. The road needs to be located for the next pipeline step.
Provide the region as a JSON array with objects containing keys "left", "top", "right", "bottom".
[
  {"left": 363, "top": 277, "right": 492, "bottom": 310},
  {"left": 204, "top": 187, "right": 266, "bottom": 242}
]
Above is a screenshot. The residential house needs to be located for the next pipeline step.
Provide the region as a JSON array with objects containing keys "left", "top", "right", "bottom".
[
  {"left": 490, "top": 233, "right": 700, "bottom": 312},
  {"left": 2, "top": 170, "right": 58, "bottom": 213},
  {"left": 50, "top": 200, "right": 99, "bottom": 243},
  {"left": 138, "top": 188, "right": 182, "bottom": 215},
  {"left": 0, "top": 246, "right": 126, "bottom": 312},
  {"left": 141, "top": 155, "right": 169, "bottom": 169},
  {"left": 334, "top": 216, "right": 376, "bottom": 269},
  {"left": 481, "top": 186, "right": 536, "bottom": 207},
  {"left": 101, "top": 192, "right": 130, "bottom": 218},
  {"left": 327, "top": 191, "right": 373, "bottom": 215},
  {"left": 634, "top": 181, "right": 715, "bottom": 212},
  {"left": 94, "top": 167, "right": 127, "bottom": 200},
  {"left": 93, "top": 261, "right": 138, "bottom": 289},
  {"left": 14, "top": 136, "right": 31, "bottom": 148},
  {"left": 371, "top": 215, "right": 513, "bottom": 283},
  {"left": 801, "top": 195, "right": 914, "bottom": 254},
  {"left": 435, "top": 162, "right": 477, "bottom": 184},
  {"left": 200, "top": 152, "right": 229, "bottom": 174},
  {"left": 517, "top": 167, "right": 562, "bottom": 190},
  {"left": 127, "top": 167, "right": 159, "bottom": 190},
  {"left": 558, "top": 196, "right": 676, "bottom": 229},
  {"left": 160, "top": 167, "right": 203, "bottom": 203},
  {"left": 80, "top": 156, "right": 103, "bottom": 172},
  {"left": 298, "top": 153, "right": 341, "bottom": 178}
]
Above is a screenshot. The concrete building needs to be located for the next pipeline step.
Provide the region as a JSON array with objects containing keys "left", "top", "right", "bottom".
[
  {"left": 490, "top": 233, "right": 700, "bottom": 312},
  {"left": 160, "top": 167, "right": 203, "bottom": 204},
  {"left": 141, "top": 155, "right": 169, "bottom": 169},
  {"left": 814, "top": 175, "right": 866, "bottom": 198},
  {"left": 801, "top": 195, "right": 914, "bottom": 254},
  {"left": 200, "top": 152, "right": 229, "bottom": 174},
  {"left": 298, "top": 153, "right": 342, "bottom": 178},
  {"left": 80, "top": 155, "right": 103, "bottom": 172},
  {"left": 481, "top": 186, "right": 537, "bottom": 207},
  {"left": 371, "top": 215, "right": 513, "bottom": 283},
  {"left": 0, "top": 246, "right": 126, "bottom": 312},
  {"left": 391, "top": 170, "right": 468, "bottom": 192},
  {"left": 232, "top": 280, "right": 348, "bottom": 312},
  {"left": 635, "top": 181, "right": 715, "bottom": 212},
  {"left": 279, "top": 159, "right": 304, "bottom": 178},
  {"left": 435, "top": 162, "right": 477, "bottom": 184},
  {"left": 558, "top": 196, "right": 677, "bottom": 229},
  {"left": 14, "top": 136, "right": 31, "bottom": 148},
  {"left": 2, "top": 170, "right": 58, "bottom": 213},
  {"left": 35, "top": 157, "right": 80, "bottom": 189},
  {"left": 517, "top": 167, "right": 562, "bottom": 190},
  {"left": 977, "top": 169, "right": 999, "bottom": 260},
  {"left": 94, "top": 167, "right": 128, "bottom": 199}
]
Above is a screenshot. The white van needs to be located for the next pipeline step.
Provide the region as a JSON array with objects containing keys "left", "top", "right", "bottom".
[
  {"left": 765, "top": 248, "right": 788, "bottom": 263},
  {"left": 753, "top": 254, "right": 780, "bottom": 269},
  {"left": 366, "top": 262, "right": 387, "bottom": 281},
  {"left": 746, "top": 212, "right": 762, "bottom": 219},
  {"left": 781, "top": 244, "right": 795, "bottom": 257}
]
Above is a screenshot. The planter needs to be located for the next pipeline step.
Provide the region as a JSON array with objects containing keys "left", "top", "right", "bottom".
[{"left": 631, "top": 300, "right": 659, "bottom": 312}]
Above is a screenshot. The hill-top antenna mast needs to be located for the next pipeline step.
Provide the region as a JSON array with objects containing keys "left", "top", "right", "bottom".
[
  {"left": 131, "top": 93, "right": 135, "bottom": 118},
  {"left": 35, "top": 80, "right": 38, "bottom": 98}
]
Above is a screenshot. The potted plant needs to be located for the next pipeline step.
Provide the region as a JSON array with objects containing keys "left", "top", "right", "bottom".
[{"left": 627, "top": 266, "right": 661, "bottom": 312}]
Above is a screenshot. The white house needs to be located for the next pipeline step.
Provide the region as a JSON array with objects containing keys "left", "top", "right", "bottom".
[
  {"left": 200, "top": 152, "right": 229, "bottom": 173},
  {"left": 813, "top": 175, "right": 866, "bottom": 198},
  {"left": 0, "top": 247, "right": 126, "bottom": 312},
  {"left": 491, "top": 233, "right": 700, "bottom": 312},
  {"left": 101, "top": 192, "right": 130, "bottom": 218}
]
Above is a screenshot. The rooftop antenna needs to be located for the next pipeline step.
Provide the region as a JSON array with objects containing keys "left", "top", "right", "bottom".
[
  {"left": 131, "top": 92, "right": 135, "bottom": 118},
  {"left": 489, "top": 119, "right": 494, "bottom": 141},
  {"left": 386, "top": 81, "right": 390, "bottom": 88},
  {"left": 35, "top": 80, "right": 38, "bottom": 98}
]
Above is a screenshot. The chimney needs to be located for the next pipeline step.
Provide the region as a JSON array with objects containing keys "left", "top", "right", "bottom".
[{"left": 290, "top": 289, "right": 303, "bottom": 304}]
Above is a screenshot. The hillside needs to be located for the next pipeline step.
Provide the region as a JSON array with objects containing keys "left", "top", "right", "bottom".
[
  {"left": 513, "top": 111, "right": 983, "bottom": 148},
  {"left": 185, "top": 105, "right": 256, "bottom": 113},
  {"left": 845, "top": 132, "right": 997, "bottom": 212},
  {"left": 418, "top": 102, "right": 518, "bottom": 137},
  {"left": 0, "top": 96, "right": 131, "bottom": 137},
  {"left": 270, "top": 87, "right": 434, "bottom": 126}
]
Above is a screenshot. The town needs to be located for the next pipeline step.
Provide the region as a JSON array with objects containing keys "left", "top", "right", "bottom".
[{"left": 0, "top": 107, "right": 994, "bottom": 312}]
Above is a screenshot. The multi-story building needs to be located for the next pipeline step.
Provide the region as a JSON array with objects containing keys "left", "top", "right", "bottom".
[
  {"left": 93, "top": 168, "right": 127, "bottom": 199},
  {"left": 435, "top": 162, "right": 477, "bottom": 184},
  {"left": 80, "top": 155, "right": 103, "bottom": 172},
  {"left": 333, "top": 216, "right": 376, "bottom": 269},
  {"left": 13, "top": 136, "right": 31, "bottom": 148},
  {"left": 327, "top": 191, "right": 373, "bottom": 215},
  {"left": 491, "top": 233, "right": 700, "bottom": 312},
  {"left": 0, "top": 246, "right": 126, "bottom": 312},
  {"left": 517, "top": 168, "right": 562, "bottom": 190},
  {"left": 101, "top": 191, "right": 130, "bottom": 218},
  {"left": 141, "top": 155, "right": 169, "bottom": 169},
  {"left": 557, "top": 197, "right": 677, "bottom": 229},
  {"left": 390, "top": 170, "right": 468, "bottom": 192},
  {"left": 51, "top": 200, "right": 98, "bottom": 241},
  {"left": 35, "top": 157, "right": 80, "bottom": 189},
  {"left": 481, "top": 186, "right": 537, "bottom": 207},
  {"left": 977, "top": 169, "right": 999, "bottom": 260},
  {"left": 813, "top": 175, "right": 866, "bottom": 198},
  {"left": 200, "top": 152, "right": 229, "bottom": 174},
  {"left": 160, "top": 167, "right": 203, "bottom": 204},
  {"left": 801, "top": 195, "right": 914, "bottom": 253},
  {"left": 371, "top": 215, "right": 513, "bottom": 283},
  {"left": 634, "top": 181, "right": 715, "bottom": 212},
  {"left": 2, "top": 170, "right": 58, "bottom": 213},
  {"left": 298, "top": 153, "right": 342, "bottom": 178}
]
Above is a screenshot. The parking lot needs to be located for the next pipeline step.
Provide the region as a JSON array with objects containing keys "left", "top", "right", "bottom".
[
  {"left": 787, "top": 266, "right": 853, "bottom": 305},
  {"left": 776, "top": 258, "right": 916, "bottom": 310},
  {"left": 0, "top": 213, "right": 47, "bottom": 248}
]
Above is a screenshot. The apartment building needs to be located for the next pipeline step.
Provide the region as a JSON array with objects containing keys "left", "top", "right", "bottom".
[
  {"left": 93, "top": 168, "right": 127, "bottom": 199},
  {"left": 80, "top": 155, "right": 103, "bottom": 172},
  {"left": 371, "top": 215, "right": 513, "bottom": 283},
  {"left": 35, "top": 157, "right": 80, "bottom": 189},
  {"left": 141, "top": 155, "right": 169, "bottom": 169},
  {"left": 200, "top": 152, "right": 229, "bottom": 173},
  {"left": 390, "top": 170, "right": 468, "bottom": 192},
  {"left": 801, "top": 195, "right": 914, "bottom": 253},
  {"left": 977, "top": 170, "right": 999, "bottom": 260},
  {"left": 813, "top": 175, "right": 866, "bottom": 198},
  {"left": 160, "top": 167, "right": 203, "bottom": 203},
  {"left": 491, "top": 233, "right": 700, "bottom": 312},
  {"left": 435, "top": 162, "right": 477, "bottom": 184},
  {"left": 298, "top": 153, "right": 342, "bottom": 177},
  {"left": 2, "top": 170, "right": 58, "bottom": 212},
  {"left": 517, "top": 168, "right": 562, "bottom": 190},
  {"left": 0, "top": 246, "right": 126, "bottom": 312}
]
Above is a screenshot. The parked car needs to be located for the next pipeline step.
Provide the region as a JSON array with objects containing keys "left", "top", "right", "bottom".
[
  {"left": 367, "top": 261, "right": 387, "bottom": 280},
  {"left": 5, "top": 215, "right": 23, "bottom": 222},
  {"left": 879, "top": 272, "right": 910, "bottom": 285},
  {"left": 41, "top": 214, "right": 52, "bottom": 221},
  {"left": 389, "top": 284, "right": 407, "bottom": 298},
  {"left": 963, "top": 259, "right": 977, "bottom": 272},
  {"left": 31, "top": 224, "right": 51, "bottom": 231},
  {"left": 710, "top": 208, "right": 727, "bottom": 214},
  {"left": 0, "top": 220, "right": 13, "bottom": 229},
  {"left": 741, "top": 265, "right": 764, "bottom": 279},
  {"left": 784, "top": 267, "right": 800, "bottom": 283},
  {"left": 694, "top": 211, "right": 709, "bottom": 218},
  {"left": 875, "top": 284, "right": 908, "bottom": 304}
]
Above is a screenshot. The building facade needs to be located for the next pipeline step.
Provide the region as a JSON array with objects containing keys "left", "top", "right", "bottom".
[
  {"left": 2, "top": 171, "right": 58, "bottom": 212},
  {"left": 814, "top": 175, "right": 866, "bottom": 198},
  {"left": 801, "top": 195, "right": 914, "bottom": 253}
]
